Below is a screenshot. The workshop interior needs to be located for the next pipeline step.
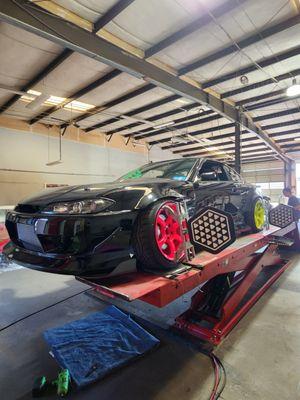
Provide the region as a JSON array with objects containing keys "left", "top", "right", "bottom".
[{"left": 0, "top": 1, "right": 300, "bottom": 399}]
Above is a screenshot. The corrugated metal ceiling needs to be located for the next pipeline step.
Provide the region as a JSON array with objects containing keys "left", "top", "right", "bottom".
[{"left": 0, "top": 0, "right": 300, "bottom": 164}]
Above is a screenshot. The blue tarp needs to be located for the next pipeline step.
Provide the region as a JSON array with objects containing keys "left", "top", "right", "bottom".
[{"left": 44, "top": 306, "right": 160, "bottom": 387}]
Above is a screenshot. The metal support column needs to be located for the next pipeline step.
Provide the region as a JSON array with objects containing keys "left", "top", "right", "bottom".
[{"left": 234, "top": 120, "right": 241, "bottom": 174}]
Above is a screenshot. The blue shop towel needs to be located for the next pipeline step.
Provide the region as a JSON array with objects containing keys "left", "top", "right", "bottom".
[{"left": 44, "top": 306, "right": 159, "bottom": 387}]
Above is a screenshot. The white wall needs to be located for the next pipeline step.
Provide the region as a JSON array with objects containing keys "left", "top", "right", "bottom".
[
  {"left": 148, "top": 145, "right": 179, "bottom": 162},
  {"left": 0, "top": 127, "right": 176, "bottom": 206}
]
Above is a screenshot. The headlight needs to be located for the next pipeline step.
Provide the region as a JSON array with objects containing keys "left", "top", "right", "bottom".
[{"left": 42, "top": 198, "right": 115, "bottom": 214}]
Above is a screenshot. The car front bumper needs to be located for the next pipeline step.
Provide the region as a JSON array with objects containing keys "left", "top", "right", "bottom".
[{"left": 4, "top": 210, "right": 138, "bottom": 277}]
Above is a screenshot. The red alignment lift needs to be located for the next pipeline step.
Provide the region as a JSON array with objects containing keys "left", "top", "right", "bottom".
[{"left": 77, "top": 222, "right": 298, "bottom": 345}]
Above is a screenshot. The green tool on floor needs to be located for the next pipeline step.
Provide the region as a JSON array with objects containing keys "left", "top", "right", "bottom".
[
  {"left": 54, "top": 369, "right": 70, "bottom": 397},
  {"left": 32, "top": 369, "right": 70, "bottom": 398},
  {"left": 32, "top": 376, "right": 48, "bottom": 397}
]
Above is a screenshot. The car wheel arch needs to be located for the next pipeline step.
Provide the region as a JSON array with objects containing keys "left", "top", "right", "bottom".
[{"left": 134, "top": 191, "right": 184, "bottom": 211}]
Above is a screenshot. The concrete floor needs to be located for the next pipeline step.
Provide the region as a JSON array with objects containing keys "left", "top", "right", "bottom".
[{"left": 0, "top": 256, "right": 300, "bottom": 400}]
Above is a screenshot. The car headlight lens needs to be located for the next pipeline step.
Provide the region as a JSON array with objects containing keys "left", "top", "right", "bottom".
[{"left": 42, "top": 198, "right": 115, "bottom": 214}]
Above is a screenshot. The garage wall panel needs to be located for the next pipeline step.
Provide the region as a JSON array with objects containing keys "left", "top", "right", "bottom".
[{"left": 0, "top": 127, "right": 175, "bottom": 206}]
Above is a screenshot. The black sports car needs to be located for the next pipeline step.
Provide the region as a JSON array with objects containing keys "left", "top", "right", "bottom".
[{"left": 4, "top": 158, "right": 266, "bottom": 277}]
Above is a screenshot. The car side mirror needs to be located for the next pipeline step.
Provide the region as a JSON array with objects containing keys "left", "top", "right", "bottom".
[{"left": 199, "top": 172, "right": 218, "bottom": 181}]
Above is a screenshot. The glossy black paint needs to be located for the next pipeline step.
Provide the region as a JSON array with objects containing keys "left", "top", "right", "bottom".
[{"left": 4, "top": 158, "right": 261, "bottom": 276}]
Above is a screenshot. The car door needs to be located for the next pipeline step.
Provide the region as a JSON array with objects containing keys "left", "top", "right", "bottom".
[
  {"left": 223, "top": 164, "right": 253, "bottom": 213},
  {"left": 193, "top": 160, "right": 234, "bottom": 213}
]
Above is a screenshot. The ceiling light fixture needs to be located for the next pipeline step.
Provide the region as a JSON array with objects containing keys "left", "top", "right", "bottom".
[
  {"left": 26, "top": 93, "right": 50, "bottom": 110},
  {"left": 21, "top": 90, "right": 94, "bottom": 112},
  {"left": 153, "top": 121, "right": 175, "bottom": 130},
  {"left": 240, "top": 75, "right": 249, "bottom": 85},
  {"left": 286, "top": 78, "right": 300, "bottom": 97},
  {"left": 65, "top": 100, "right": 94, "bottom": 111},
  {"left": 171, "top": 136, "right": 189, "bottom": 144}
]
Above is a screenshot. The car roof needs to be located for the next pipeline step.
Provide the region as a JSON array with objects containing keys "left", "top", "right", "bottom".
[{"left": 147, "top": 157, "right": 229, "bottom": 167}]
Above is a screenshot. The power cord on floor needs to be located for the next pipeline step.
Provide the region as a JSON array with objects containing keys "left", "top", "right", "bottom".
[
  {"left": 198, "top": 349, "right": 227, "bottom": 400},
  {"left": 1, "top": 281, "right": 227, "bottom": 399},
  {"left": 0, "top": 288, "right": 91, "bottom": 333}
]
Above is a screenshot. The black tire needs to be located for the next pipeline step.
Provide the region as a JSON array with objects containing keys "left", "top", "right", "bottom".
[
  {"left": 246, "top": 196, "right": 266, "bottom": 233},
  {"left": 133, "top": 200, "right": 184, "bottom": 271}
]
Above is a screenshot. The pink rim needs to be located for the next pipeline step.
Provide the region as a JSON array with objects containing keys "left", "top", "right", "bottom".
[{"left": 154, "top": 202, "right": 184, "bottom": 262}]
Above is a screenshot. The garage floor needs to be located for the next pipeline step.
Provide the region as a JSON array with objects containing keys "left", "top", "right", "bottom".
[{"left": 1, "top": 255, "right": 300, "bottom": 400}]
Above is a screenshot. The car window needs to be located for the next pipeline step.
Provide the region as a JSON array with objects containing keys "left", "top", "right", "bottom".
[
  {"left": 118, "top": 159, "right": 197, "bottom": 181},
  {"left": 225, "top": 165, "right": 242, "bottom": 182},
  {"left": 198, "top": 161, "right": 229, "bottom": 181}
]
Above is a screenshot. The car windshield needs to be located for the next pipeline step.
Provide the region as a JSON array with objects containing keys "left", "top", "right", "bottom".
[{"left": 118, "top": 159, "right": 197, "bottom": 182}]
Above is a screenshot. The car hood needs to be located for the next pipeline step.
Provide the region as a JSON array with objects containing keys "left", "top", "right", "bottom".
[
  {"left": 17, "top": 178, "right": 193, "bottom": 210},
  {"left": 16, "top": 178, "right": 235, "bottom": 212}
]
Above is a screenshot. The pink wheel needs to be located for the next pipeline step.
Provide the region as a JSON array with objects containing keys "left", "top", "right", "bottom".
[
  {"left": 154, "top": 202, "right": 184, "bottom": 261},
  {"left": 133, "top": 200, "right": 185, "bottom": 271}
]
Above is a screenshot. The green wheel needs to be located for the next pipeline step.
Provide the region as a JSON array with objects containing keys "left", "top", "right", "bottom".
[{"left": 247, "top": 197, "right": 266, "bottom": 232}]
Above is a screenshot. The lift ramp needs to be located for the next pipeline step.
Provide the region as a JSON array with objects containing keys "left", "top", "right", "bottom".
[{"left": 77, "top": 224, "right": 295, "bottom": 308}]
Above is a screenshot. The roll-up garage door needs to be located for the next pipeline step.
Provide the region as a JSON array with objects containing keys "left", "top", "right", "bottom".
[{"left": 241, "top": 161, "right": 284, "bottom": 203}]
